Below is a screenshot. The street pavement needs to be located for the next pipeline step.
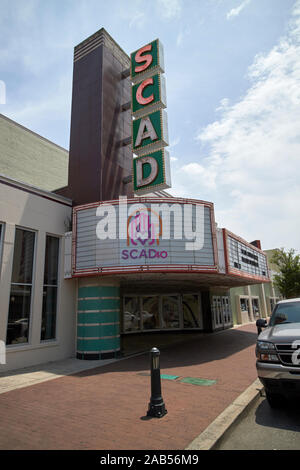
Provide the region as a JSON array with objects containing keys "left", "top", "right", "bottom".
[
  {"left": 214, "top": 394, "right": 300, "bottom": 450},
  {"left": 0, "top": 323, "right": 259, "bottom": 450}
]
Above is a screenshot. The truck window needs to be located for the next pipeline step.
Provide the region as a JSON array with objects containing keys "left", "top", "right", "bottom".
[{"left": 269, "top": 302, "right": 300, "bottom": 326}]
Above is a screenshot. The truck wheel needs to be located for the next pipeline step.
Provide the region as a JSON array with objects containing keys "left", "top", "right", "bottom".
[{"left": 266, "top": 391, "right": 283, "bottom": 408}]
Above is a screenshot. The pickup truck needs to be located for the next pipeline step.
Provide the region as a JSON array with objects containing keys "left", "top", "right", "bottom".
[{"left": 256, "top": 298, "right": 300, "bottom": 407}]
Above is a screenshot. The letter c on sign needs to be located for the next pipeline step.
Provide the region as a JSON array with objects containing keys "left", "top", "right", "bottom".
[
  {"left": 136, "top": 78, "right": 154, "bottom": 106},
  {"left": 135, "top": 44, "right": 153, "bottom": 73},
  {"left": 130, "top": 249, "right": 138, "bottom": 259}
]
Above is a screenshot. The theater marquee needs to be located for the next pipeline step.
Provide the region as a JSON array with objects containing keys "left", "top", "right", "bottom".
[
  {"left": 223, "top": 229, "right": 269, "bottom": 282},
  {"left": 72, "top": 198, "right": 218, "bottom": 276}
]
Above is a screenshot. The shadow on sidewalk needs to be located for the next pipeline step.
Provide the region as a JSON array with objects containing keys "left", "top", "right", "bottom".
[
  {"left": 73, "top": 326, "right": 258, "bottom": 378},
  {"left": 0, "top": 326, "right": 258, "bottom": 381}
]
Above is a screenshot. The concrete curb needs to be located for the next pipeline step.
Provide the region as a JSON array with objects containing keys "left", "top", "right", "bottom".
[{"left": 185, "top": 378, "right": 264, "bottom": 451}]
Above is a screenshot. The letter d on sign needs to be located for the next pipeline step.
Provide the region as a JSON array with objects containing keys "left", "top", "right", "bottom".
[
  {"left": 133, "top": 149, "right": 171, "bottom": 194},
  {"left": 0, "top": 340, "right": 6, "bottom": 365},
  {"left": 136, "top": 156, "right": 158, "bottom": 188}
]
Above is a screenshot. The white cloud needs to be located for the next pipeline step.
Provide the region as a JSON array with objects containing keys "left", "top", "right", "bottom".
[
  {"left": 169, "top": 136, "right": 181, "bottom": 148},
  {"left": 175, "top": 1, "right": 300, "bottom": 250},
  {"left": 176, "top": 31, "right": 184, "bottom": 46},
  {"left": 157, "top": 0, "right": 182, "bottom": 19},
  {"left": 227, "top": 0, "right": 251, "bottom": 20},
  {"left": 176, "top": 28, "right": 191, "bottom": 47},
  {"left": 181, "top": 162, "right": 217, "bottom": 190},
  {"left": 129, "top": 11, "right": 146, "bottom": 29},
  {"left": 216, "top": 97, "right": 230, "bottom": 112}
]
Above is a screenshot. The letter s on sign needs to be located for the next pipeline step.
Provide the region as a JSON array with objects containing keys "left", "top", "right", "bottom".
[
  {"left": 136, "top": 78, "right": 154, "bottom": 106},
  {"left": 135, "top": 44, "right": 153, "bottom": 73}
]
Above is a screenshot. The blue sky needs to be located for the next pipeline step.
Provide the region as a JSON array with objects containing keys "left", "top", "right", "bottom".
[{"left": 0, "top": 0, "right": 299, "bottom": 252}]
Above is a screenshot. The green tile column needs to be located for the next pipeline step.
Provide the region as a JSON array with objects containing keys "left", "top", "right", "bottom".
[{"left": 76, "top": 284, "right": 120, "bottom": 360}]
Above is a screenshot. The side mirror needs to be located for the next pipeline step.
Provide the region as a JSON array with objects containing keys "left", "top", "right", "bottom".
[{"left": 256, "top": 318, "right": 267, "bottom": 335}]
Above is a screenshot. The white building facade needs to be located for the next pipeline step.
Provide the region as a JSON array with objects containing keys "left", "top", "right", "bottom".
[{"left": 0, "top": 174, "right": 76, "bottom": 371}]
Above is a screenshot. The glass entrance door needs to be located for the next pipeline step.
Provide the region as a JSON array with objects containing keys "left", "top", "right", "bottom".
[
  {"left": 182, "top": 294, "right": 202, "bottom": 329},
  {"left": 142, "top": 296, "right": 160, "bottom": 330},
  {"left": 222, "top": 296, "right": 232, "bottom": 326},
  {"left": 123, "top": 296, "right": 141, "bottom": 332},
  {"left": 212, "top": 295, "right": 232, "bottom": 329},
  {"left": 251, "top": 298, "right": 260, "bottom": 318},
  {"left": 240, "top": 297, "right": 250, "bottom": 321},
  {"left": 122, "top": 293, "right": 203, "bottom": 333},
  {"left": 161, "top": 295, "right": 180, "bottom": 329}
]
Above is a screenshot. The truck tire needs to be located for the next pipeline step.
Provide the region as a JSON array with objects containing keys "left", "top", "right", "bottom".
[{"left": 266, "top": 391, "right": 283, "bottom": 408}]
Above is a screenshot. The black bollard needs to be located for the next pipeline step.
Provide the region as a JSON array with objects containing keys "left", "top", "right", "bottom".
[{"left": 147, "top": 347, "right": 167, "bottom": 418}]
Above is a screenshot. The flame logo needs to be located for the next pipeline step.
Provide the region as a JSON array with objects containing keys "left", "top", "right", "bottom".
[{"left": 127, "top": 208, "right": 162, "bottom": 246}]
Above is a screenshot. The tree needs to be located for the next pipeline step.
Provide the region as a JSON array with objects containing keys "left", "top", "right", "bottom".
[{"left": 271, "top": 248, "right": 300, "bottom": 299}]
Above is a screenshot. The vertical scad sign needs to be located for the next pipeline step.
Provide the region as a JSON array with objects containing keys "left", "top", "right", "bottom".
[{"left": 131, "top": 39, "right": 171, "bottom": 195}]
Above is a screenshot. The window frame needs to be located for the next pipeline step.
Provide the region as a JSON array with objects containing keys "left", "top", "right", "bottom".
[
  {"left": 40, "top": 234, "right": 61, "bottom": 343},
  {"left": 6, "top": 226, "right": 37, "bottom": 347},
  {"left": 0, "top": 222, "right": 5, "bottom": 279}
]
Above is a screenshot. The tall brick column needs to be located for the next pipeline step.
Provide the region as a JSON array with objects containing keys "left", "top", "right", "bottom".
[{"left": 56, "top": 28, "right": 133, "bottom": 204}]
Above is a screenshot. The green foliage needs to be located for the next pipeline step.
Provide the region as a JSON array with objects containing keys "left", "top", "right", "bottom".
[{"left": 271, "top": 248, "right": 300, "bottom": 299}]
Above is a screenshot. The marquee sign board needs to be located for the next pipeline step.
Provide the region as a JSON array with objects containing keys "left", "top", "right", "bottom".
[
  {"left": 224, "top": 229, "right": 269, "bottom": 281},
  {"left": 72, "top": 199, "right": 217, "bottom": 275},
  {"left": 130, "top": 39, "right": 171, "bottom": 195}
]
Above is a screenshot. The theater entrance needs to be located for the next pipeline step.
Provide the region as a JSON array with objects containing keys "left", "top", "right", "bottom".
[{"left": 121, "top": 293, "right": 204, "bottom": 356}]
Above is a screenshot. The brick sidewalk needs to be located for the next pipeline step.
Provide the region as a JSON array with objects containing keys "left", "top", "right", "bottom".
[{"left": 0, "top": 324, "right": 258, "bottom": 450}]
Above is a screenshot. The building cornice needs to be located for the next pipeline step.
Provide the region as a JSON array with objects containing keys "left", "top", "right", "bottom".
[
  {"left": 74, "top": 27, "right": 130, "bottom": 66},
  {"left": 0, "top": 173, "right": 72, "bottom": 207}
]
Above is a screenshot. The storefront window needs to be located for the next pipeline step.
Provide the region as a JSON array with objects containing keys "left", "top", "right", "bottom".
[
  {"left": 123, "top": 297, "right": 141, "bottom": 332},
  {"left": 240, "top": 298, "right": 249, "bottom": 312},
  {"left": 162, "top": 295, "right": 180, "bottom": 329},
  {"left": 182, "top": 294, "right": 200, "bottom": 328},
  {"left": 41, "top": 236, "right": 59, "bottom": 341},
  {"left": 142, "top": 297, "right": 160, "bottom": 330},
  {"left": 6, "top": 228, "right": 35, "bottom": 345}
]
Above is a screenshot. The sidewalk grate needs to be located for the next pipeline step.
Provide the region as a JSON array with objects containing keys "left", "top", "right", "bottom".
[
  {"left": 180, "top": 377, "right": 217, "bottom": 386},
  {"left": 137, "top": 372, "right": 216, "bottom": 385},
  {"left": 160, "top": 374, "right": 180, "bottom": 380},
  {"left": 137, "top": 372, "right": 179, "bottom": 380}
]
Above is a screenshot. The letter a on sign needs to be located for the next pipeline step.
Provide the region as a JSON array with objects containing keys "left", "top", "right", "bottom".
[
  {"left": 135, "top": 116, "right": 158, "bottom": 147},
  {"left": 132, "top": 109, "right": 169, "bottom": 156}
]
